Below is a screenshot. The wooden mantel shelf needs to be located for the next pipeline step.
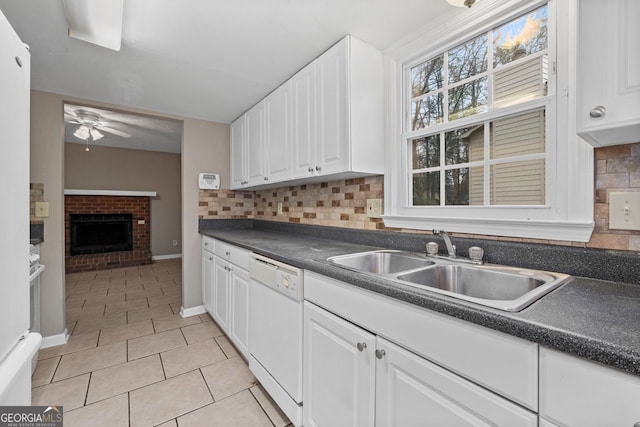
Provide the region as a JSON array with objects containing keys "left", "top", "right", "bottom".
[{"left": 64, "top": 189, "right": 157, "bottom": 197}]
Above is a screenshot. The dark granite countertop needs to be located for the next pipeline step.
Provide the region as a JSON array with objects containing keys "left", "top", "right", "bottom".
[{"left": 200, "top": 226, "right": 640, "bottom": 377}]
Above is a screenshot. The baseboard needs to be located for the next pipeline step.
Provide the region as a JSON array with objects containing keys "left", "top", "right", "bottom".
[
  {"left": 180, "top": 305, "right": 206, "bottom": 318},
  {"left": 39, "top": 328, "right": 69, "bottom": 349},
  {"left": 152, "top": 254, "right": 182, "bottom": 261}
]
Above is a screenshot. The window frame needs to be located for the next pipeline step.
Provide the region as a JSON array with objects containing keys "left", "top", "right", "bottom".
[{"left": 382, "top": 0, "right": 595, "bottom": 242}]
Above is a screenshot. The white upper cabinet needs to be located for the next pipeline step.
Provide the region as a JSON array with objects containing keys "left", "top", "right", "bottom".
[
  {"left": 576, "top": 0, "right": 640, "bottom": 146},
  {"left": 230, "top": 115, "right": 246, "bottom": 188},
  {"left": 246, "top": 102, "right": 266, "bottom": 186},
  {"left": 231, "top": 35, "right": 384, "bottom": 189},
  {"left": 313, "top": 37, "right": 349, "bottom": 176},
  {"left": 265, "top": 82, "right": 292, "bottom": 183},
  {"left": 292, "top": 62, "right": 317, "bottom": 178}
]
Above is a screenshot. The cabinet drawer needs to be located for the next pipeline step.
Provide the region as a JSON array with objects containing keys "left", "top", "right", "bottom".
[
  {"left": 202, "top": 235, "right": 215, "bottom": 252},
  {"left": 304, "top": 271, "right": 538, "bottom": 411},
  {"left": 540, "top": 347, "right": 640, "bottom": 426},
  {"left": 214, "top": 240, "right": 251, "bottom": 269}
]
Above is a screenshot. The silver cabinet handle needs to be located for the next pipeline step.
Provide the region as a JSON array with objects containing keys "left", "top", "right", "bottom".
[
  {"left": 204, "top": 242, "right": 208, "bottom": 246},
  {"left": 308, "top": 167, "right": 314, "bottom": 173},
  {"left": 356, "top": 342, "right": 367, "bottom": 352},
  {"left": 264, "top": 176, "right": 269, "bottom": 181},
  {"left": 589, "top": 106, "right": 606, "bottom": 118},
  {"left": 225, "top": 251, "right": 231, "bottom": 256},
  {"left": 315, "top": 165, "right": 322, "bottom": 172},
  {"left": 375, "top": 349, "right": 386, "bottom": 359},
  {"left": 209, "top": 257, "right": 213, "bottom": 261}
]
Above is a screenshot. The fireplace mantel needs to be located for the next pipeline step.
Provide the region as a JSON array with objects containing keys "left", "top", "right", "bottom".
[{"left": 64, "top": 189, "right": 157, "bottom": 197}]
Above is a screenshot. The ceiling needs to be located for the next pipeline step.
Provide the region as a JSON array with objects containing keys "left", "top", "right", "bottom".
[
  {"left": 0, "top": 1, "right": 466, "bottom": 123},
  {"left": 64, "top": 103, "right": 183, "bottom": 153}
]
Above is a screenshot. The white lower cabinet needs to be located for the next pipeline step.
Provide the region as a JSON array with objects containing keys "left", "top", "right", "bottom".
[
  {"left": 201, "top": 249, "right": 214, "bottom": 314},
  {"left": 375, "top": 336, "right": 535, "bottom": 427},
  {"left": 303, "top": 301, "right": 375, "bottom": 427},
  {"left": 201, "top": 237, "right": 251, "bottom": 359},
  {"left": 213, "top": 257, "right": 231, "bottom": 332},
  {"left": 539, "top": 347, "right": 640, "bottom": 426},
  {"left": 229, "top": 267, "right": 250, "bottom": 357},
  {"left": 303, "top": 300, "right": 537, "bottom": 427}
]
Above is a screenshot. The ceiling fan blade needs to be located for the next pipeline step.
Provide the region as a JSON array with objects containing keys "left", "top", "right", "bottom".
[
  {"left": 99, "top": 126, "right": 131, "bottom": 138},
  {"left": 64, "top": 114, "right": 82, "bottom": 124}
]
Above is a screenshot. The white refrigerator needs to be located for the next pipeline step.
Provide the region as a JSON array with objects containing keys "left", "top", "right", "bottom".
[{"left": 0, "top": 8, "right": 42, "bottom": 404}]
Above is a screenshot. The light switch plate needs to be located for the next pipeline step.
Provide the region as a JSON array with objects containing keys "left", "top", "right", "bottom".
[
  {"left": 35, "top": 202, "right": 49, "bottom": 218},
  {"left": 609, "top": 192, "right": 640, "bottom": 231}
]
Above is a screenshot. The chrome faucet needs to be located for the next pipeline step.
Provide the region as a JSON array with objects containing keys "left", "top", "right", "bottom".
[{"left": 433, "top": 229, "right": 456, "bottom": 258}]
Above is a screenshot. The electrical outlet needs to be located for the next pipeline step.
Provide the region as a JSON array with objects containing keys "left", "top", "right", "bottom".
[
  {"left": 277, "top": 202, "right": 283, "bottom": 215},
  {"left": 172, "top": 240, "right": 178, "bottom": 246},
  {"left": 366, "top": 199, "right": 383, "bottom": 218}
]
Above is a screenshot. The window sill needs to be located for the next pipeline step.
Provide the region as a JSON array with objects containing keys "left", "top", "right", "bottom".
[{"left": 382, "top": 215, "right": 594, "bottom": 242}]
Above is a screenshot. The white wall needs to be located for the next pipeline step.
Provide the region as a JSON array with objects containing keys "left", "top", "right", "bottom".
[{"left": 181, "top": 119, "right": 230, "bottom": 310}]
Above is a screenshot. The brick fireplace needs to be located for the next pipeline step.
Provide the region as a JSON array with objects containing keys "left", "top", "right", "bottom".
[{"left": 65, "top": 193, "right": 152, "bottom": 273}]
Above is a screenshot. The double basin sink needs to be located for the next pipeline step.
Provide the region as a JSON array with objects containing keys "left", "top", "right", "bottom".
[{"left": 327, "top": 250, "right": 571, "bottom": 312}]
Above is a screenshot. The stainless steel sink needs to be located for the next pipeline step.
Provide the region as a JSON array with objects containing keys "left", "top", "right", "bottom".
[
  {"left": 396, "top": 264, "right": 568, "bottom": 311},
  {"left": 327, "top": 250, "right": 571, "bottom": 312},
  {"left": 327, "top": 250, "right": 434, "bottom": 275}
]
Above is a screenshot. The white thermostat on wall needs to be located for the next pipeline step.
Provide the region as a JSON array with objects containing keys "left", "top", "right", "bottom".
[{"left": 198, "top": 173, "right": 220, "bottom": 190}]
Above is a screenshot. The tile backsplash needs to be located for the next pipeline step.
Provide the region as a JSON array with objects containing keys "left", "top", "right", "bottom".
[
  {"left": 592, "top": 143, "right": 640, "bottom": 251},
  {"left": 198, "top": 142, "right": 640, "bottom": 252},
  {"left": 198, "top": 189, "right": 254, "bottom": 219},
  {"left": 254, "top": 176, "right": 384, "bottom": 230}
]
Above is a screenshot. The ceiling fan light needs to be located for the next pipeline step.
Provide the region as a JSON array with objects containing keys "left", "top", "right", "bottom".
[
  {"left": 446, "top": 0, "right": 478, "bottom": 8},
  {"left": 62, "top": 0, "right": 124, "bottom": 51},
  {"left": 90, "top": 129, "right": 104, "bottom": 141},
  {"left": 74, "top": 125, "right": 91, "bottom": 140}
]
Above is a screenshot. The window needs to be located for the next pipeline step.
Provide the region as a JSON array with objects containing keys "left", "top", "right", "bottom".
[
  {"left": 384, "top": 0, "right": 595, "bottom": 242},
  {"left": 409, "top": 5, "right": 549, "bottom": 208}
]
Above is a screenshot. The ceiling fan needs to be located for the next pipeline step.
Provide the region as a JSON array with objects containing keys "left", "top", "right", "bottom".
[{"left": 65, "top": 109, "right": 132, "bottom": 150}]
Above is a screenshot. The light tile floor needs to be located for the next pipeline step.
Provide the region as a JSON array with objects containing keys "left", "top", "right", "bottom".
[{"left": 32, "top": 259, "right": 292, "bottom": 427}]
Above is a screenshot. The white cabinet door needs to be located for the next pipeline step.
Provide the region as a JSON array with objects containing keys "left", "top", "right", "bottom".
[
  {"left": 229, "top": 267, "right": 250, "bottom": 358},
  {"left": 213, "top": 257, "right": 230, "bottom": 333},
  {"left": 291, "top": 62, "right": 317, "bottom": 178},
  {"left": 540, "top": 347, "right": 640, "bottom": 426},
  {"left": 230, "top": 116, "right": 246, "bottom": 189},
  {"left": 201, "top": 250, "right": 214, "bottom": 315},
  {"left": 577, "top": 0, "right": 640, "bottom": 146},
  {"left": 303, "top": 301, "right": 375, "bottom": 427},
  {"left": 375, "top": 337, "right": 537, "bottom": 427},
  {"left": 265, "top": 83, "right": 292, "bottom": 183},
  {"left": 315, "top": 37, "right": 349, "bottom": 175},
  {"left": 246, "top": 102, "right": 266, "bottom": 186}
]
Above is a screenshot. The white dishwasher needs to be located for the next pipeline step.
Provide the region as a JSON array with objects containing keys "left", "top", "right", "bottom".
[{"left": 249, "top": 253, "right": 304, "bottom": 427}]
